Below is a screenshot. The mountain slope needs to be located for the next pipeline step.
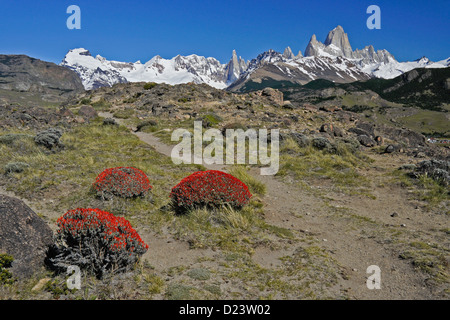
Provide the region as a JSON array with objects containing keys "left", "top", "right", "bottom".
[
  {"left": 230, "top": 26, "right": 449, "bottom": 92},
  {"left": 342, "top": 67, "right": 450, "bottom": 110},
  {"left": 60, "top": 26, "right": 449, "bottom": 91},
  {"left": 61, "top": 48, "right": 248, "bottom": 90},
  {"left": 0, "top": 54, "right": 84, "bottom": 104}
]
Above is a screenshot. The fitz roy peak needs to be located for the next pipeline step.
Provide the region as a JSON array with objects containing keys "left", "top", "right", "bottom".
[{"left": 61, "top": 25, "right": 450, "bottom": 91}]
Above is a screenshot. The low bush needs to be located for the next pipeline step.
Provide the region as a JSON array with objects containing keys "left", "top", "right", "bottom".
[
  {"left": 4, "top": 162, "right": 29, "bottom": 174},
  {"left": 49, "top": 208, "right": 148, "bottom": 278},
  {"left": 92, "top": 167, "right": 152, "bottom": 200},
  {"left": 113, "top": 109, "right": 135, "bottom": 119},
  {"left": 102, "top": 118, "right": 118, "bottom": 126},
  {"left": 143, "top": 82, "right": 157, "bottom": 90},
  {"left": 34, "top": 128, "right": 63, "bottom": 150},
  {"left": 0, "top": 133, "right": 32, "bottom": 145},
  {"left": 136, "top": 119, "right": 158, "bottom": 132},
  {"left": 170, "top": 170, "right": 252, "bottom": 213},
  {"left": 0, "top": 253, "right": 14, "bottom": 285}
]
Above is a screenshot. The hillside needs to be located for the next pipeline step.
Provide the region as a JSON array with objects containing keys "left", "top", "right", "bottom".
[
  {"left": 0, "top": 81, "right": 448, "bottom": 300},
  {"left": 0, "top": 54, "right": 84, "bottom": 106}
]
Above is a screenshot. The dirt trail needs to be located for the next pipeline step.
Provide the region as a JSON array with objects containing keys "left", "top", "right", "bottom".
[{"left": 98, "top": 112, "right": 438, "bottom": 299}]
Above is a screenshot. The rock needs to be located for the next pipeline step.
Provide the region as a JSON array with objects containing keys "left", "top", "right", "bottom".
[
  {"left": 319, "top": 105, "right": 341, "bottom": 112},
  {"left": 320, "top": 123, "right": 334, "bottom": 135},
  {"left": 59, "top": 107, "right": 74, "bottom": 117},
  {"left": 415, "top": 152, "right": 426, "bottom": 158},
  {"left": 312, "top": 136, "right": 332, "bottom": 150},
  {"left": 348, "top": 127, "right": 372, "bottom": 137},
  {"left": 260, "top": 87, "right": 284, "bottom": 106},
  {"left": 380, "top": 126, "right": 426, "bottom": 147},
  {"left": 413, "top": 159, "right": 450, "bottom": 186},
  {"left": 290, "top": 132, "right": 311, "bottom": 148},
  {"left": 355, "top": 121, "right": 375, "bottom": 137},
  {"left": 102, "top": 118, "right": 118, "bottom": 126},
  {"left": 0, "top": 195, "right": 53, "bottom": 278},
  {"left": 78, "top": 105, "right": 98, "bottom": 119},
  {"left": 357, "top": 135, "right": 375, "bottom": 147},
  {"left": 73, "top": 116, "right": 85, "bottom": 124},
  {"left": 332, "top": 126, "right": 344, "bottom": 137},
  {"left": 399, "top": 164, "right": 417, "bottom": 171},
  {"left": 31, "top": 277, "right": 51, "bottom": 291},
  {"left": 374, "top": 136, "right": 384, "bottom": 145},
  {"left": 282, "top": 102, "right": 295, "bottom": 109},
  {"left": 444, "top": 78, "right": 450, "bottom": 90},
  {"left": 390, "top": 212, "right": 398, "bottom": 217},
  {"left": 385, "top": 145, "right": 395, "bottom": 153}
]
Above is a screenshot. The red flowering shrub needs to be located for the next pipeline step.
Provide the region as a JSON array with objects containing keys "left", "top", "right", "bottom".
[
  {"left": 92, "top": 167, "right": 152, "bottom": 199},
  {"left": 49, "top": 208, "right": 148, "bottom": 278},
  {"left": 170, "top": 170, "right": 252, "bottom": 213}
]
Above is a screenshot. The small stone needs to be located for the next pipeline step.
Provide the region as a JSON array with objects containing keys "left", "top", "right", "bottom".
[
  {"left": 401, "top": 224, "right": 407, "bottom": 227},
  {"left": 391, "top": 212, "right": 398, "bottom": 217},
  {"left": 31, "top": 278, "right": 51, "bottom": 292}
]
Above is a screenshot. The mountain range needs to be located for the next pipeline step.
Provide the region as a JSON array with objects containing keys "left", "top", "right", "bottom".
[{"left": 61, "top": 25, "right": 450, "bottom": 91}]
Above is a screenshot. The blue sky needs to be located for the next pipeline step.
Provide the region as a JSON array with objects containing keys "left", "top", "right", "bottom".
[{"left": 0, "top": 0, "right": 448, "bottom": 64}]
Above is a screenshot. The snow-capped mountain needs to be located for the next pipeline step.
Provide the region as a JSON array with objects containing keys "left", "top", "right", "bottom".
[
  {"left": 227, "top": 48, "right": 373, "bottom": 91},
  {"left": 61, "top": 26, "right": 449, "bottom": 91},
  {"left": 61, "top": 48, "right": 248, "bottom": 90},
  {"left": 229, "top": 25, "right": 449, "bottom": 91}
]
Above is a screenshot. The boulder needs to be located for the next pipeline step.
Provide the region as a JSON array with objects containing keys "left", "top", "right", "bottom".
[
  {"left": 319, "top": 105, "right": 341, "bottom": 112},
  {"left": 357, "top": 135, "right": 375, "bottom": 147},
  {"left": 78, "top": 105, "right": 98, "bottom": 119},
  {"left": 374, "top": 136, "right": 384, "bottom": 146},
  {"left": 444, "top": 78, "right": 450, "bottom": 90},
  {"left": 290, "top": 132, "right": 311, "bottom": 148},
  {"left": 260, "top": 88, "right": 284, "bottom": 106},
  {"left": 0, "top": 195, "right": 53, "bottom": 278},
  {"left": 312, "top": 136, "right": 332, "bottom": 150},
  {"left": 385, "top": 145, "right": 396, "bottom": 153},
  {"left": 332, "top": 126, "right": 345, "bottom": 137},
  {"left": 319, "top": 123, "right": 334, "bottom": 135},
  {"left": 348, "top": 127, "right": 372, "bottom": 137},
  {"left": 413, "top": 160, "right": 450, "bottom": 186},
  {"left": 355, "top": 121, "right": 375, "bottom": 137}
]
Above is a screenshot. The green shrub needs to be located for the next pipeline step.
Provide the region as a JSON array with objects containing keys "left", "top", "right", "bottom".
[
  {"left": 202, "top": 113, "right": 223, "bottom": 128},
  {"left": 34, "top": 128, "right": 63, "bottom": 150},
  {"left": 136, "top": 119, "right": 158, "bottom": 132},
  {"left": 102, "top": 118, "right": 118, "bottom": 126},
  {"left": 91, "top": 98, "right": 111, "bottom": 111},
  {"left": 187, "top": 268, "right": 211, "bottom": 280},
  {"left": 178, "top": 97, "right": 189, "bottom": 103},
  {"left": 4, "top": 162, "right": 29, "bottom": 174},
  {"left": 113, "top": 109, "right": 135, "bottom": 119},
  {"left": 80, "top": 98, "right": 91, "bottom": 105},
  {"left": 0, "top": 253, "right": 15, "bottom": 285},
  {"left": 0, "top": 133, "right": 32, "bottom": 145},
  {"left": 143, "top": 82, "right": 157, "bottom": 90}
]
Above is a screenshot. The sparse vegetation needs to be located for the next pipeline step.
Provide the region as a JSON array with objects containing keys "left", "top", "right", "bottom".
[
  {"left": 143, "top": 82, "right": 157, "bottom": 90},
  {"left": 1, "top": 78, "right": 449, "bottom": 300},
  {"left": 0, "top": 253, "right": 15, "bottom": 285}
]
